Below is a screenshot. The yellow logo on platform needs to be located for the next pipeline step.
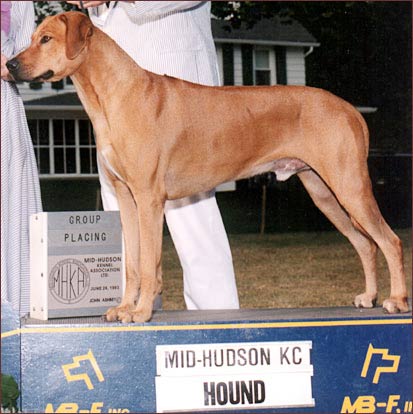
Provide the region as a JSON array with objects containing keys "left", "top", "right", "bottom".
[
  {"left": 62, "top": 349, "right": 104, "bottom": 390},
  {"left": 361, "top": 343, "right": 400, "bottom": 384}
]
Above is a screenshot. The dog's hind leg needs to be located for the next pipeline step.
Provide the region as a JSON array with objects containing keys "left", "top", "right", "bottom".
[
  {"left": 298, "top": 170, "right": 378, "bottom": 308},
  {"left": 313, "top": 141, "right": 408, "bottom": 314},
  {"left": 105, "top": 180, "right": 141, "bottom": 322},
  {"left": 334, "top": 174, "right": 407, "bottom": 313}
]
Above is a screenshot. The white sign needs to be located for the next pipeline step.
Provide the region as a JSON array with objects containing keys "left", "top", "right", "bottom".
[
  {"left": 30, "top": 212, "right": 123, "bottom": 320},
  {"left": 155, "top": 341, "right": 314, "bottom": 412}
]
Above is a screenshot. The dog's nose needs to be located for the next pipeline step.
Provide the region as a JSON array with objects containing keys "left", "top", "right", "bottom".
[{"left": 6, "top": 58, "right": 20, "bottom": 73}]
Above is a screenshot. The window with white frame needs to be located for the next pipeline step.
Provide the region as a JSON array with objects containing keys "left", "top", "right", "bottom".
[
  {"left": 253, "top": 47, "right": 276, "bottom": 85},
  {"left": 28, "top": 117, "right": 98, "bottom": 177}
]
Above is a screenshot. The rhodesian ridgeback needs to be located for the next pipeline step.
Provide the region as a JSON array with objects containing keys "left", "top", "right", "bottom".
[{"left": 8, "top": 12, "right": 408, "bottom": 322}]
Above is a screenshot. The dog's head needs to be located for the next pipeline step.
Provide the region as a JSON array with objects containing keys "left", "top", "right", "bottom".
[{"left": 7, "top": 11, "right": 93, "bottom": 83}]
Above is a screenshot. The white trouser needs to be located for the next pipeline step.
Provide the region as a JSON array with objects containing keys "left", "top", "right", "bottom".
[{"left": 97, "top": 158, "right": 239, "bottom": 310}]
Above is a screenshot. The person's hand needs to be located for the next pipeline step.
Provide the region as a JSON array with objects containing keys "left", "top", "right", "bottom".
[
  {"left": 66, "top": 1, "right": 107, "bottom": 8},
  {"left": 1, "top": 54, "right": 13, "bottom": 81}
]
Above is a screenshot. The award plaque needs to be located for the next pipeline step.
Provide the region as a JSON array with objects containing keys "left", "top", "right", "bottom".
[{"left": 30, "top": 211, "right": 123, "bottom": 320}]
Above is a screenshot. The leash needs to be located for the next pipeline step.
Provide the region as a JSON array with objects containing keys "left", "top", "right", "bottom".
[
  {"left": 78, "top": 0, "right": 87, "bottom": 14},
  {"left": 77, "top": 1, "right": 117, "bottom": 14}
]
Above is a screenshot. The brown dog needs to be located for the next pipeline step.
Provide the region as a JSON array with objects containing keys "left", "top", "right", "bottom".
[{"left": 8, "top": 12, "right": 408, "bottom": 322}]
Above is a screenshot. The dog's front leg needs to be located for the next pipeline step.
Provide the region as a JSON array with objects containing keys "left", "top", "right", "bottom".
[
  {"left": 105, "top": 180, "right": 141, "bottom": 323},
  {"left": 129, "top": 191, "right": 165, "bottom": 323}
]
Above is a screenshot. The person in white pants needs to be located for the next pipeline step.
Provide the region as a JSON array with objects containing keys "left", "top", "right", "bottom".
[{"left": 67, "top": 1, "right": 239, "bottom": 310}]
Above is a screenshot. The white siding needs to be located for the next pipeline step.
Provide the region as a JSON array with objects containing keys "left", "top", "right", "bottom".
[
  {"left": 269, "top": 48, "right": 276, "bottom": 85},
  {"left": 233, "top": 44, "right": 243, "bottom": 86},
  {"left": 286, "top": 47, "right": 306, "bottom": 85},
  {"left": 215, "top": 44, "right": 224, "bottom": 86}
]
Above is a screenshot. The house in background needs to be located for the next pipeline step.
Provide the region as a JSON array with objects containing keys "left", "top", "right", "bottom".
[{"left": 212, "top": 16, "right": 318, "bottom": 87}]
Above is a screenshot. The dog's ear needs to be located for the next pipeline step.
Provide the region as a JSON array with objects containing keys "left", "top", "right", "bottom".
[{"left": 59, "top": 12, "right": 93, "bottom": 60}]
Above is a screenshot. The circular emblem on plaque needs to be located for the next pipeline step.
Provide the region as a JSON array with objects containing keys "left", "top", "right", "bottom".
[{"left": 49, "top": 258, "right": 90, "bottom": 304}]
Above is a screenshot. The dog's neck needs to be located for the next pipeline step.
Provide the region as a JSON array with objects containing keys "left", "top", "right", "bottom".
[{"left": 70, "top": 28, "right": 150, "bottom": 137}]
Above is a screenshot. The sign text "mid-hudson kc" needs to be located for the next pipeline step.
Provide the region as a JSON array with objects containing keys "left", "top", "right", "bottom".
[{"left": 155, "top": 341, "right": 314, "bottom": 412}]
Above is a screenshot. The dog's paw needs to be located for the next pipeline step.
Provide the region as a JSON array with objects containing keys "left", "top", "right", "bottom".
[
  {"left": 104, "top": 305, "right": 134, "bottom": 322},
  {"left": 130, "top": 307, "right": 153, "bottom": 323},
  {"left": 353, "top": 293, "right": 377, "bottom": 309},
  {"left": 383, "top": 297, "right": 409, "bottom": 314},
  {"left": 104, "top": 304, "right": 153, "bottom": 323}
]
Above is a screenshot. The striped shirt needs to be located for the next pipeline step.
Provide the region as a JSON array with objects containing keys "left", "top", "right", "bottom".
[
  {"left": 1, "top": 1, "right": 42, "bottom": 316},
  {"left": 88, "top": 1, "right": 221, "bottom": 86}
]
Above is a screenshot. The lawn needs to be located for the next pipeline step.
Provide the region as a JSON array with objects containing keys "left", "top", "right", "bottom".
[{"left": 161, "top": 229, "right": 412, "bottom": 310}]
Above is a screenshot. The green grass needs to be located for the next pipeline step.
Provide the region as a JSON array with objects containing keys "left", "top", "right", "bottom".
[{"left": 162, "top": 229, "right": 412, "bottom": 310}]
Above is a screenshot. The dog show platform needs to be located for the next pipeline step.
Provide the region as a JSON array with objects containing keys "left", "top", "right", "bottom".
[{"left": 1, "top": 304, "right": 412, "bottom": 413}]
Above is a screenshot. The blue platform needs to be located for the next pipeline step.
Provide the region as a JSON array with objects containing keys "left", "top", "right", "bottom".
[{"left": 1, "top": 304, "right": 412, "bottom": 413}]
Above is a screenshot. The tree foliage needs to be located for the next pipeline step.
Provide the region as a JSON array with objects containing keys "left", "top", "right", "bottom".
[
  {"left": 1, "top": 374, "right": 20, "bottom": 412},
  {"left": 34, "top": 1, "right": 76, "bottom": 25}
]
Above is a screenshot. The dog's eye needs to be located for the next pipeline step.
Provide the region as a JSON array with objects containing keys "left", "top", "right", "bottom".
[{"left": 40, "top": 35, "right": 52, "bottom": 44}]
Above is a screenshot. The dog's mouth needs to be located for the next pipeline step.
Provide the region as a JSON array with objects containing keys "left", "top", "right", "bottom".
[
  {"left": 32, "top": 70, "right": 55, "bottom": 82},
  {"left": 10, "top": 69, "right": 55, "bottom": 83}
]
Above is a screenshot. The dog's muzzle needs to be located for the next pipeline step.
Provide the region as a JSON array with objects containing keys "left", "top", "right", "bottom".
[{"left": 5, "top": 58, "right": 54, "bottom": 82}]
